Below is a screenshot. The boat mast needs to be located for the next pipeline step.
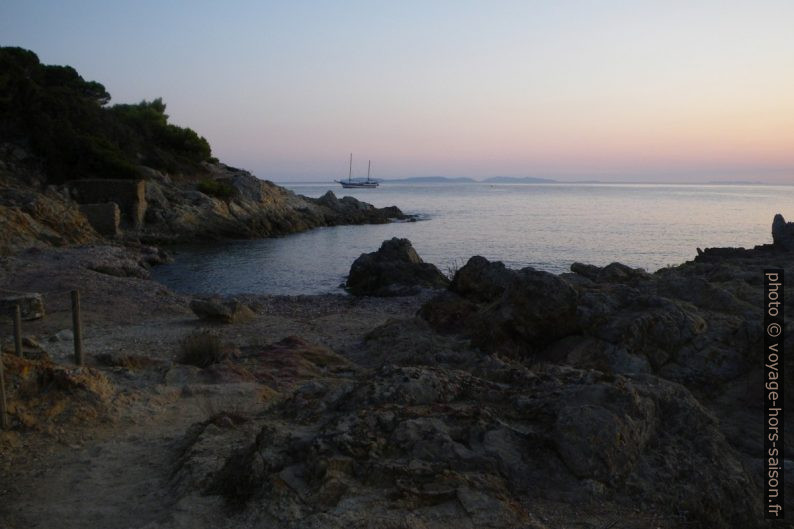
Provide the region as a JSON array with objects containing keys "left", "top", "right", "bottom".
[
  {"left": 349, "top": 153, "right": 353, "bottom": 182},
  {"left": 367, "top": 160, "right": 371, "bottom": 182}
]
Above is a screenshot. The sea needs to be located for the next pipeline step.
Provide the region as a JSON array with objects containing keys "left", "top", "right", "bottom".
[{"left": 151, "top": 182, "right": 793, "bottom": 296}]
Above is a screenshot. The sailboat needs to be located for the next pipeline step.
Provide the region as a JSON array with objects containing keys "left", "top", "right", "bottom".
[{"left": 335, "top": 154, "right": 379, "bottom": 188}]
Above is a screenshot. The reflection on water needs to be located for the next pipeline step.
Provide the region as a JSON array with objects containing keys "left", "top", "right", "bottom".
[{"left": 152, "top": 183, "right": 793, "bottom": 295}]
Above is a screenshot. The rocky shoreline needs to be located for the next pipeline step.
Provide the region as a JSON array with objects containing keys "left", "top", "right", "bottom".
[
  {"left": 0, "top": 217, "right": 792, "bottom": 528},
  {"left": 0, "top": 149, "right": 410, "bottom": 254}
]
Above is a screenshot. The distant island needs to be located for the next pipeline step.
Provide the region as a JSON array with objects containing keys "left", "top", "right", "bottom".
[
  {"left": 383, "top": 176, "right": 557, "bottom": 184},
  {"left": 375, "top": 176, "right": 777, "bottom": 186},
  {"left": 482, "top": 176, "right": 557, "bottom": 184},
  {"left": 705, "top": 180, "right": 769, "bottom": 185}
]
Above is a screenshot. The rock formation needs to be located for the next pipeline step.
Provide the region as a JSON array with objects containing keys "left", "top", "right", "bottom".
[
  {"left": 138, "top": 165, "right": 410, "bottom": 244},
  {"left": 0, "top": 165, "right": 99, "bottom": 253},
  {"left": 346, "top": 238, "right": 450, "bottom": 296},
  {"left": 772, "top": 213, "right": 794, "bottom": 250},
  {"left": 0, "top": 151, "right": 410, "bottom": 253}
]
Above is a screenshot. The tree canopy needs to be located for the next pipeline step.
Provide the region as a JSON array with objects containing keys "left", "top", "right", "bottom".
[{"left": 0, "top": 46, "right": 212, "bottom": 182}]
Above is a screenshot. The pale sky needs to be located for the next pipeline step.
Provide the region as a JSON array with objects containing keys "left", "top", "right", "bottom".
[{"left": 2, "top": 1, "right": 793, "bottom": 182}]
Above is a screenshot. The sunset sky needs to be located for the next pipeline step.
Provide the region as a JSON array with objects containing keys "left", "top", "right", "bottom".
[{"left": 2, "top": 1, "right": 793, "bottom": 182}]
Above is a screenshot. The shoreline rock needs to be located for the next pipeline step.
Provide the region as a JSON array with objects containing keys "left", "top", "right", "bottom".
[
  {"left": 136, "top": 165, "right": 411, "bottom": 245},
  {"left": 346, "top": 238, "right": 450, "bottom": 296}
]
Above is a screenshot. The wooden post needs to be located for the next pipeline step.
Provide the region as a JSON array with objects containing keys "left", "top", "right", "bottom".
[
  {"left": 0, "top": 352, "right": 8, "bottom": 430},
  {"left": 71, "top": 290, "right": 84, "bottom": 366},
  {"left": 13, "top": 305, "right": 23, "bottom": 358}
]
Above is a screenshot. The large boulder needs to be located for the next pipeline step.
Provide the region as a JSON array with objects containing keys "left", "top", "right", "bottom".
[
  {"left": 472, "top": 266, "right": 579, "bottom": 354},
  {"left": 449, "top": 255, "right": 515, "bottom": 302},
  {"left": 570, "top": 261, "right": 650, "bottom": 283},
  {"left": 423, "top": 256, "right": 579, "bottom": 355},
  {"left": 772, "top": 213, "right": 794, "bottom": 250},
  {"left": 346, "top": 238, "right": 449, "bottom": 296}
]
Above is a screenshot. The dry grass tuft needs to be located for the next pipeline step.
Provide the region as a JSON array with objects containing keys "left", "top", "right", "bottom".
[{"left": 177, "top": 330, "right": 228, "bottom": 368}]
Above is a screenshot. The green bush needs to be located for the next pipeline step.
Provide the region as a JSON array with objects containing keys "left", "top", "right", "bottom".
[
  {"left": 197, "top": 178, "right": 236, "bottom": 199},
  {"left": 0, "top": 47, "right": 213, "bottom": 182}
]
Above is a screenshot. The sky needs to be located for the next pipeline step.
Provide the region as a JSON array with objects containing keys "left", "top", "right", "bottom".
[{"left": 1, "top": 1, "right": 793, "bottom": 183}]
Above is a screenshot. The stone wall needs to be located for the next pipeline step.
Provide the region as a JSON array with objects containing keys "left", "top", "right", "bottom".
[
  {"left": 70, "top": 179, "right": 147, "bottom": 229},
  {"left": 80, "top": 203, "right": 120, "bottom": 237}
]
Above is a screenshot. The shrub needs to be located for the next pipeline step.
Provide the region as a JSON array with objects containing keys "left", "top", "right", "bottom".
[
  {"left": 197, "top": 178, "right": 236, "bottom": 199},
  {"left": 444, "top": 257, "right": 466, "bottom": 280},
  {"left": 0, "top": 47, "right": 213, "bottom": 182},
  {"left": 177, "top": 331, "right": 227, "bottom": 368}
]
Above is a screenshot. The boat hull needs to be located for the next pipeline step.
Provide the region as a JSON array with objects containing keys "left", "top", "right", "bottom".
[{"left": 336, "top": 180, "right": 379, "bottom": 188}]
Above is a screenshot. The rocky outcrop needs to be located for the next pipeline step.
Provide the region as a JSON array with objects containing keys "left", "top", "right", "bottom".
[
  {"left": 694, "top": 214, "right": 794, "bottom": 263},
  {"left": 138, "top": 165, "right": 410, "bottom": 244},
  {"left": 0, "top": 353, "right": 115, "bottom": 433},
  {"left": 1, "top": 152, "right": 410, "bottom": 252},
  {"left": 421, "top": 251, "right": 767, "bottom": 386},
  {"left": 570, "top": 261, "right": 651, "bottom": 283},
  {"left": 179, "top": 358, "right": 759, "bottom": 528},
  {"left": 772, "top": 213, "right": 794, "bottom": 250},
  {"left": 313, "top": 190, "right": 404, "bottom": 223},
  {"left": 0, "top": 179, "right": 98, "bottom": 254},
  {"left": 346, "top": 238, "right": 450, "bottom": 296},
  {"left": 448, "top": 255, "right": 514, "bottom": 302},
  {"left": 420, "top": 256, "right": 578, "bottom": 355},
  {"left": 364, "top": 228, "right": 794, "bottom": 526}
]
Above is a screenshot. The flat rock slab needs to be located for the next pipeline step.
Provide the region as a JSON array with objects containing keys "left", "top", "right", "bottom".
[{"left": 0, "top": 293, "right": 45, "bottom": 320}]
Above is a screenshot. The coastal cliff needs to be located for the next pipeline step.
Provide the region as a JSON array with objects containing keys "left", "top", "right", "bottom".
[
  {"left": 0, "top": 148, "right": 406, "bottom": 253},
  {"left": 0, "top": 47, "right": 406, "bottom": 253}
]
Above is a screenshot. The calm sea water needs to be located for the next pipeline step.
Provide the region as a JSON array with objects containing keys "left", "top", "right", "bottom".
[{"left": 152, "top": 183, "right": 794, "bottom": 295}]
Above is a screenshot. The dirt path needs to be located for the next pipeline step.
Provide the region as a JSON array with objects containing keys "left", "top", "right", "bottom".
[
  {"left": 0, "top": 244, "right": 431, "bottom": 528},
  {"left": 1, "top": 391, "right": 202, "bottom": 529},
  {"left": 0, "top": 252, "right": 427, "bottom": 528}
]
